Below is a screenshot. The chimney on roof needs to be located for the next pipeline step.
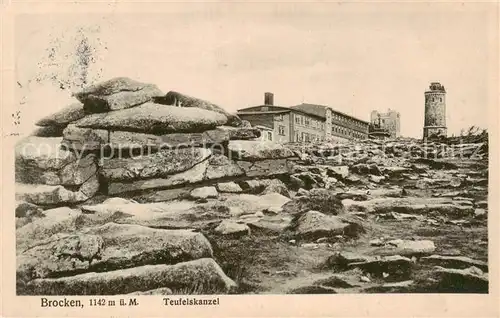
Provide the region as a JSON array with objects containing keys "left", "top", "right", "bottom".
[{"left": 264, "top": 92, "right": 274, "bottom": 106}]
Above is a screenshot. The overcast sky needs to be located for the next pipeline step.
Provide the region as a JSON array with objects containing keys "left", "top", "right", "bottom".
[{"left": 15, "top": 2, "right": 496, "bottom": 138}]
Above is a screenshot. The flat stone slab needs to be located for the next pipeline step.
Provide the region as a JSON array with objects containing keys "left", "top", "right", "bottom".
[
  {"left": 109, "top": 129, "right": 229, "bottom": 149},
  {"left": 36, "top": 102, "right": 86, "bottom": 127},
  {"left": 369, "top": 239, "right": 436, "bottom": 257},
  {"left": 17, "top": 223, "right": 213, "bottom": 282},
  {"left": 22, "top": 258, "right": 237, "bottom": 295},
  {"left": 290, "top": 210, "right": 363, "bottom": 240},
  {"left": 73, "top": 77, "right": 163, "bottom": 113},
  {"left": 107, "top": 160, "right": 209, "bottom": 195},
  {"left": 101, "top": 148, "right": 211, "bottom": 182},
  {"left": 153, "top": 91, "right": 241, "bottom": 127},
  {"left": 74, "top": 103, "right": 228, "bottom": 134},
  {"left": 420, "top": 255, "right": 488, "bottom": 272}
]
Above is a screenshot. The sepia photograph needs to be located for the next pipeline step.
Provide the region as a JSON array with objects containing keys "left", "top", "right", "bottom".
[{"left": 1, "top": 1, "right": 499, "bottom": 316}]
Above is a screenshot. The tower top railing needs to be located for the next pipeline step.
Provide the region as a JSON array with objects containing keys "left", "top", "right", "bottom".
[{"left": 428, "top": 82, "right": 446, "bottom": 92}]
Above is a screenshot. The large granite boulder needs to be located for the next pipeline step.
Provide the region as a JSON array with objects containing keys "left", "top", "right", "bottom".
[
  {"left": 101, "top": 148, "right": 212, "bottom": 181},
  {"left": 17, "top": 223, "right": 213, "bottom": 282},
  {"left": 205, "top": 154, "right": 245, "bottom": 180},
  {"left": 22, "top": 258, "right": 237, "bottom": 295},
  {"left": 153, "top": 91, "right": 241, "bottom": 127},
  {"left": 35, "top": 102, "right": 86, "bottom": 128},
  {"left": 73, "top": 77, "right": 163, "bottom": 113},
  {"left": 74, "top": 103, "right": 228, "bottom": 134},
  {"left": 289, "top": 210, "right": 364, "bottom": 240}
]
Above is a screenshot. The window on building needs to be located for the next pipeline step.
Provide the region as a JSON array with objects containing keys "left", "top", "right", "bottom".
[
  {"left": 301, "top": 117, "right": 304, "bottom": 125},
  {"left": 305, "top": 118, "right": 310, "bottom": 126},
  {"left": 278, "top": 125, "right": 285, "bottom": 136},
  {"left": 277, "top": 114, "right": 283, "bottom": 121},
  {"left": 295, "top": 115, "right": 300, "bottom": 124},
  {"left": 440, "top": 97, "right": 443, "bottom": 102},
  {"left": 267, "top": 131, "right": 273, "bottom": 141}
]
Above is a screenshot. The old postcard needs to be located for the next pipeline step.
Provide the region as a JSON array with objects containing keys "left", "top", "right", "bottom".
[{"left": 1, "top": 1, "right": 499, "bottom": 317}]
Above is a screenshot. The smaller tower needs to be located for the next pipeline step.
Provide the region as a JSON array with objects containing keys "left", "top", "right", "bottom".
[{"left": 423, "top": 82, "right": 447, "bottom": 140}]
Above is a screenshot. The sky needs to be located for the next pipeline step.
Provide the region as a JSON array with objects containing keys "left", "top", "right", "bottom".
[{"left": 14, "top": 2, "right": 497, "bottom": 138}]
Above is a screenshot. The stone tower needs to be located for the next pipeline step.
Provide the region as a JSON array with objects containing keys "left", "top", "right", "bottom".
[{"left": 423, "top": 82, "right": 447, "bottom": 140}]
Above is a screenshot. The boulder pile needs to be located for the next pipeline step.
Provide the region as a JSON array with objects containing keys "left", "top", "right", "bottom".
[
  {"left": 16, "top": 77, "right": 300, "bottom": 207},
  {"left": 15, "top": 77, "right": 300, "bottom": 295}
]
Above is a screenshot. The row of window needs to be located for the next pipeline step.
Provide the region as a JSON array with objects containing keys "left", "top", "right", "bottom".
[
  {"left": 332, "top": 125, "right": 365, "bottom": 139},
  {"left": 331, "top": 113, "right": 367, "bottom": 129},
  {"left": 426, "top": 96, "right": 444, "bottom": 102},
  {"left": 294, "top": 114, "right": 324, "bottom": 130},
  {"left": 295, "top": 131, "right": 324, "bottom": 143}
]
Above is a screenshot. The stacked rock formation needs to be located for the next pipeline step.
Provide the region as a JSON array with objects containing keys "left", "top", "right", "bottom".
[
  {"left": 15, "top": 77, "right": 301, "bottom": 295},
  {"left": 16, "top": 77, "right": 301, "bottom": 207}
]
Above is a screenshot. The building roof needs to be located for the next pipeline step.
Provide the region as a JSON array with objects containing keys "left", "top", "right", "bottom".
[
  {"left": 237, "top": 110, "right": 290, "bottom": 115},
  {"left": 291, "top": 103, "right": 370, "bottom": 125},
  {"left": 237, "top": 105, "right": 325, "bottom": 120}
]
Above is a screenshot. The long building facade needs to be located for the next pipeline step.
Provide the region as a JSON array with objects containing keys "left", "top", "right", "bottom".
[{"left": 237, "top": 93, "right": 369, "bottom": 143}]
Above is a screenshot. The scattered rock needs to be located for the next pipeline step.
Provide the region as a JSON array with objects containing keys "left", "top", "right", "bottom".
[
  {"left": 214, "top": 220, "right": 250, "bottom": 237},
  {"left": 474, "top": 208, "right": 486, "bottom": 219},
  {"left": 216, "top": 182, "right": 243, "bottom": 193},
  {"left": 205, "top": 154, "right": 245, "bottom": 180},
  {"left": 282, "top": 189, "right": 344, "bottom": 215},
  {"left": 289, "top": 211, "right": 364, "bottom": 240},
  {"left": 347, "top": 255, "right": 413, "bottom": 279},
  {"left": 190, "top": 186, "right": 218, "bottom": 200},
  {"left": 371, "top": 239, "right": 436, "bottom": 257}
]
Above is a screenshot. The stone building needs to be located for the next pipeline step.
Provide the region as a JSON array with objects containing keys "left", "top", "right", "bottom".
[
  {"left": 423, "top": 82, "right": 447, "bottom": 140},
  {"left": 370, "top": 109, "right": 400, "bottom": 138},
  {"left": 291, "top": 103, "right": 369, "bottom": 142},
  {"left": 237, "top": 93, "right": 369, "bottom": 143}
]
